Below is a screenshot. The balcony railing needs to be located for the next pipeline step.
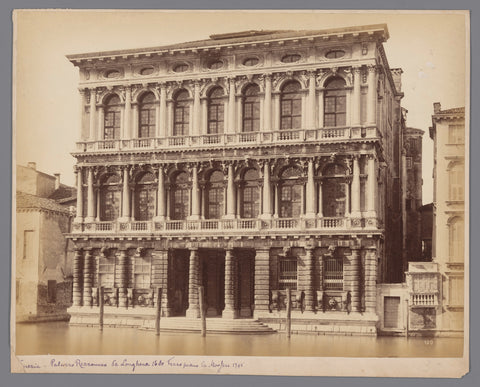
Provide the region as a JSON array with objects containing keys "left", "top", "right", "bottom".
[
  {"left": 411, "top": 293, "right": 438, "bottom": 306},
  {"left": 75, "top": 126, "right": 379, "bottom": 153},
  {"left": 72, "top": 216, "right": 381, "bottom": 235}
]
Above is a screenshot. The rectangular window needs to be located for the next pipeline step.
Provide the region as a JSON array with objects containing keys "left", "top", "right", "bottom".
[
  {"left": 448, "top": 125, "right": 464, "bottom": 144},
  {"left": 134, "top": 256, "right": 151, "bottom": 289},
  {"left": 449, "top": 167, "right": 464, "bottom": 201},
  {"left": 47, "top": 280, "right": 57, "bottom": 303},
  {"left": 23, "top": 230, "right": 35, "bottom": 260},
  {"left": 278, "top": 258, "right": 297, "bottom": 290},
  {"left": 324, "top": 257, "right": 343, "bottom": 290},
  {"left": 99, "top": 256, "right": 115, "bottom": 287}
]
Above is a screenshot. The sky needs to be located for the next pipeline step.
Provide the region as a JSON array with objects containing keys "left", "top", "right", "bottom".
[{"left": 13, "top": 10, "right": 468, "bottom": 203}]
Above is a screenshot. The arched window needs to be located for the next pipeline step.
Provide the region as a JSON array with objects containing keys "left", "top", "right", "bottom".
[
  {"left": 138, "top": 92, "right": 156, "bottom": 138},
  {"left": 449, "top": 164, "right": 464, "bottom": 201},
  {"left": 134, "top": 172, "right": 156, "bottom": 221},
  {"left": 241, "top": 169, "right": 260, "bottom": 218},
  {"left": 279, "top": 166, "right": 303, "bottom": 218},
  {"left": 324, "top": 77, "right": 347, "bottom": 127},
  {"left": 206, "top": 170, "right": 224, "bottom": 219},
  {"left": 208, "top": 87, "right": 224, "bottom": 134},
  {"left": 171, "top": 171, "right": 190, "bottom": 220},
  {"left": 322, "top": 164, "right": 347, "bottom": 217},
  {"left": 242, "top": 84, "right": 260, "bottom": 132},
  {"left": 103, "top": 95, "right": 121, "bottom": 140},
  {"left": 173, "top": 90, "right": 190, "bottom": 136},
  {"left": 280, "top": 81, "right": 302, "bottom": 130},
  {"left": 100, "top": 174, "right": 121, "bottom": 221},
  {"left": 449, "top": 217, "right": 464, "bottom": 261}
]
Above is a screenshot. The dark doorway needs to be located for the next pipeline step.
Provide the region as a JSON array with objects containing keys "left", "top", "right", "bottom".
[
  {"left": 170, "top": 250, "right": 189, "bottom": 316},
  {"left": 201, "top": 250, "right": 225, "bottom": 317},
  {"left": 237, "top": 249, "right": 255, "bottom": 318}
]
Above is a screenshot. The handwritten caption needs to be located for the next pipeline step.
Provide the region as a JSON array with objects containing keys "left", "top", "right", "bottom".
[{"left": 21, "top": 357, "right": 245, "bottom": 373}]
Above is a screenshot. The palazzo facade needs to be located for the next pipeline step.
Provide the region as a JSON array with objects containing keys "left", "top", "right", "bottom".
[{"left": 66, "top": 25, "right": 406, "bottom": 333}]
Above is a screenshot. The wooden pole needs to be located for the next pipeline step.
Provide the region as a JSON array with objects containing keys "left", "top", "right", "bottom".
[
  {"left": 286, "top": 288, "right": 291, "bottom": 338},
  {"left": 155, "top": 287, "right": 162, "bottom": 336},
  {"left": 99, "top": 286, "right": 104, "bottom": 331},
  {"left": 199, "top": 286, "right": 206, "bottom": 337}
]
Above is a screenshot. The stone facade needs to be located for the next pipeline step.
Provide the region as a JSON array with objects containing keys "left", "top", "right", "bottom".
[
  {"left": 429, "top": 103, "right": 466, "bottom": 334},
  {"left": 66, "top": 25, "right": 408, "bottom": 334}
]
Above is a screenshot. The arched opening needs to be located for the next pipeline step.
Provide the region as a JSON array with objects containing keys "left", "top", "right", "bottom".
[
  {"left": 134, "top": 172, "right": 156, "bottom": 221},
  {"left": 242, "top": 84, "right": 260, "bottom": 132},
  {"left": 99, "top": 174, "right": 121, "bottom": 221},
  {"left": 207, "top": 87, "right": 225, "bottom": 134},
  {"left": 324, "top": 77, "right": 347, "bottom": 127},
  {"left": 171, "top": 171, "right": 190, "bottom": 220},
  {"left": 322, "top": 164, "right": 347, "bottom": 217},
  {"left": 103, "top": 95, "right": 121, "bottom": 140},
  {"left": 280, "top": 81, "right": 302, "bottom": 130},
  {"left": 173, "top": 89, "right": 190, "bottom": 136},
  {"left": 138, "top": 92, "right": 156, "bottom": 138}
]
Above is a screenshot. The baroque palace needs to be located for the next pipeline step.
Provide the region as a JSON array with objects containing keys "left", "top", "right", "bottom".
[{"left": 66, "top": 25, "right": 408, "bottom": 334}]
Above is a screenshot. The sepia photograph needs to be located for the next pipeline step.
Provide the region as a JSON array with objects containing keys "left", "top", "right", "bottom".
[{"left": 11, "top": 9, "right": 469, "bottom": 377}]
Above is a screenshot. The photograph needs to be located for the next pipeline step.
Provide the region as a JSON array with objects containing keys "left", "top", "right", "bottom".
[{"left": 11, "top": 9, "right": 469, "bottom": 377}]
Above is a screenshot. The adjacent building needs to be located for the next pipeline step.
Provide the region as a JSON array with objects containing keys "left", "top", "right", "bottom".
[
  {"left": 429, "top": 103, "right": 466, "bottom": 334},
  {"left": 66, "top": 25, "right": 408, "bottom": 334},
  {"left": 15, "top": 163, "right": 76, "bottom": 322}
]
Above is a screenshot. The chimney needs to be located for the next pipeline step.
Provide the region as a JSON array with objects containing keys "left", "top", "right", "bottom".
[
  {"left": 27, "top": 162, "right": 36, "bottom": 170},
  {"left": 433, "top": 102, "right": 441, "bottom": 114},
  {"left": 54, "top": 173, "right": 61, "bottom": 190}
]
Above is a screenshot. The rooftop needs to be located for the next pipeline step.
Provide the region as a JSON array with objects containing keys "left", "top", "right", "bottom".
[
  {"left": 16, "top": 191, "right": 72, "bottom": 214},
  {"left": 67, "top": 24, "right": 389, "bottom": 63}
]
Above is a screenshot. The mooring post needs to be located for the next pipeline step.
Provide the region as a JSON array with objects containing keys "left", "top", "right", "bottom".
[
  {"left": 286, "top": 288, "right": 291, "bottom": 338},
  {"left": 99, "top": 286, "right": 104, "bottom": 331},
  {"left": 199, "top": 286, "right": 206, "bottom": 337},
  {"left": 155, "top": 287, "right": 162, "bottom": 336}
]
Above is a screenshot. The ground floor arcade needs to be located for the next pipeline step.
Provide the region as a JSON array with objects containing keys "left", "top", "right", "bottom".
[{"left": 68, "top": 235, "right": 381, "bottom": 333}]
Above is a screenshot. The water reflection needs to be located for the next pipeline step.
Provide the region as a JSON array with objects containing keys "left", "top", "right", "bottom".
[{"left": 15, "top": 322, "right": 463, "bottom": 358}]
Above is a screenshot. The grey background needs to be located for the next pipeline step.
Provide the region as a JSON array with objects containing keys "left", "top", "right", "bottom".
[{"left": 2, "top": 1, "right": 478, "bottom": 386}]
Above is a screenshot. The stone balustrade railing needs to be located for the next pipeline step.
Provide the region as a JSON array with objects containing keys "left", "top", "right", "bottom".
[
  {"left": 410, "top": 293, "right": 438, "bottom": 306},
  {"left": 72, "top": 216, "right": 380, "bottom": 234},
  {"left": 75, "top": 126, "right": 379, "bottom": 153}
]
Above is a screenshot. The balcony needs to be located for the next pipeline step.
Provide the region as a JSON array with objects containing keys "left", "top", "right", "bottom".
[
  {"left": 410, "top": 293, "right": 439, "bottom": 307},
  {"left": 71, "top": 216, "right": 380, "bottom": 236},
  {"left": 74, "top": 126, "right": 379, "bottom": 153}
]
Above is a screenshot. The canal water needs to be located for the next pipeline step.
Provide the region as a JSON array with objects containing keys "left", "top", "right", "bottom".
[{"left": 15, "top": 322, "right": 463, "bottom": 358}]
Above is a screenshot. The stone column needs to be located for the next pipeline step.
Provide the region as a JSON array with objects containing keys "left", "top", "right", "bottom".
[
  {"left": 345, "top": 180, "right": 351, "bottom": 216},
  {"left": 253, "top": 249, "right": 270, "bottom": 318},
  {"left": 225, "top": 163, "right": 236, "bottom": 219},
  {"left": 351, "top": 248, "right": 361, "bottom": 312},
  {"left": 364, "top": 248, "right": 377, "bottom": 314},
  {"left": 189, "top": 164, "right": 200, "bottom": 220},
  {"left": 167, "top": 100, "right": 174, "bottom": 136},
  {"left": 83, "top": 249, "right": 93, "bottom": 307},
  {"left": 366, "top": 155, "right": 377, "bottom": 217},
  {"left": 318, "top": 88, "right": 324, "bottom": 128},
  {"left": 223, "top": 249, "right": 236, "bottom": 318},
  {"left": 228, "top": 77, "right": 236, "bottom": 134},
  {"left": 186, "top": 248, "right": 200, "bottom": 318},
  {"left": 273, "top": 182, "right": 279, "bottom": 217},
  {"left": 155, "top": 166, "right": 166, "bottom": 220},
  {"left": 159, "top": 83, "right": 167, "bottom": 138},
  {"left": 351, "top": 156, "right": 361, "bottom": 217},
  {"left": 74, "top": 167, "right": 83, "bottom": 223},
  {"left": 78, "top": 88, "right": 87, "bottom": 140},
  {"left": 97, "top": 104, "right": 104, "bottom": 141},
  {"left": 260, "top": 161, "right": 272, "bottom": 218},
  {"left": 272, "top": 93, "right": 280, "bottom": 130},
  {"left": 352, "top": 66, "right": 362, "bottom": 126},
  {"left": 152, "top": 249, "right": 171, "bottom": 316},
  {"left": 119, "top": 166, "right": 131, "bottom": 222},
  {"left": 304, "top": 248, "right": 314, "bottom": 311},
  {"left": 263, "top": 74, "right": 272, "bottom": 132},
  {"left": 317, "top": 181, "right": 323, "bottom": 217},
  {"left": 366, "top": 65, "right": 377, "bottom": 125},
  {"left": 73, "top": 249, "right": 83, "bottom": 306},
  {"left": 124, "top": 86, "right": 132, "bottom": 139},
  {"left": 305, "top": 159, "right": 316, "bottom": 217},
  {"left": 89, "top": 88, "right": 96, "bottom": 141},
  {"left": 201, "top": 98, "right": 208, "bottom": 135},
  {"left": 307, "top": 71, "right": 316, "bottom": 129},
  {"left": 85, "top": 168, "right": 95, "bottom": 222},
  {"left": 192, "top": 81, "right": 202, "bottom": 136},
  {"left": 132, "top": 104, "right": 139, "bottom": 139},
  {"left": 117, "top": 249, "right": 128, "bottom": 308}
]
